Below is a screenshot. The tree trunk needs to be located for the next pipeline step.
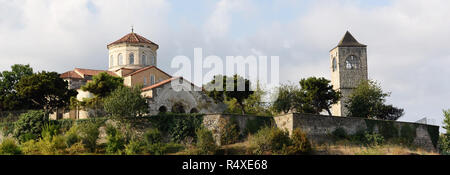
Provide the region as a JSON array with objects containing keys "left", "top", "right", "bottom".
[{"left": 326, "top": 108, "right": 332, "bottom": 116}]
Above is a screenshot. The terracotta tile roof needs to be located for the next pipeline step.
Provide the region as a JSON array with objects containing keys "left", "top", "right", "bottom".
[
  {"left": 141, "top": 77, "right": 203, "bottom": 92},
  {"left": 337, "top": 31, "right": 366, "bottom": 47},
  {"left": 141, "top": 77, "right": 180, "bottom": 91},
  {"left": 74, "top": 68, "right": 118, "bottom": 77},
  {"left": 123, "top": 66, "right": 172, "bottom": 78},
  {"left": 60, "top": 71, "right": 83, "bottom": 79},
  {"left": 107, "top": 32, "right": 158, "bottom": 48}
]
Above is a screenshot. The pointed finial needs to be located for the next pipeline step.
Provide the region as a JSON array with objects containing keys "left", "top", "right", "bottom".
[{"left": 131, "top": 25, "right": 134, "bottom": 33}]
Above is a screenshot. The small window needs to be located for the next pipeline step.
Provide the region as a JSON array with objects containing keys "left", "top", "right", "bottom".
[
  {"left": 143, "top": 77, "right": 147, "bottom": 86},
  {"left": 141, "top": 54, "right": 147, "bottom": 65},
  {"left": 129, "top": 53, "right": 134, "bottom": 64},
  {"left": 150, "top": 75, "right": 155, "bottom": 85},
  {"left": 332, "top": 57, "right": 337, "bottom": 72},
  {"left": 118, "top": 54, "right": 123, "bottom": 66},
  {"left": 150, "top": 54, "right": 155, "bottom": 65}
]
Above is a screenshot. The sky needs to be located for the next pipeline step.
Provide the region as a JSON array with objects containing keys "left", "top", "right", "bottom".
[{"left": 1, "top": 0, "right": 449, "bottom": 130}]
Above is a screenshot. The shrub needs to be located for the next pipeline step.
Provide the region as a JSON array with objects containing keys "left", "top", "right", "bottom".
[
  {"left": 332, "top": 128, "right": 348, "bottom": 140},
  {"left": 105, "top": 125, "right": 125, "bottom": 154},
  {"left": 364, "top": 132, "right": 384, "bottom": 147},
  {"left": 13, "top": 110, "right": 48, "bottom": 142},
  {"left": 20, "top": 140, "right": 40, "bottom": 155},
  {"left": 144, "top": 128, "right": 162, "bottom": 145},
  {"left": 150, "top": 114, "right": 203, "bottom": 143},
  {"left": 65, "top": 130, "right": 80, "bottom": 148},
  {"left": 220, "top": 118, "right": 240, "bottom": 145},
  {"left": 41, "top": 123, "right": 60, "bottom": 139},
  {"left": 195, "top": 127, "right": 218, "bottom": 155},
  {"left": 72, "top": 122, "right": 100, "bottom": 152},
  {"left": 103, "top": 86, "right": 148, "bottom": 118},
  {"left": 125, "top": 140, "right": 144, "bottom": 155},
  {"left": 283, "top": 128, "right": 312, "bottom": 155},
  {"left": 244, "top": 117, "right": 271, "bottom": 135},
  {"left": 66, "top": 142, "right": 86, "bottom": 155},
  {"left": 146, "top": 142, "right": 184, "bottom": 155},
  {"left": 399, "top": 125, "right": 416, "bottom": 145},
  {"left": 250, "top": 127, "right": 291, "bottom": 155},
  {"left": 0, "top": 138, "right": 22, "bottom": 155}
]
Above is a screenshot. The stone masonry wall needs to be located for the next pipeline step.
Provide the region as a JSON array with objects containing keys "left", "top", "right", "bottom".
[{"left": 274, "top": 113, "right": 439, "bottom": 151}]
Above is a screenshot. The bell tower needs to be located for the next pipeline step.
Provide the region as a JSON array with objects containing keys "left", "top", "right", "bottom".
[{"left": 330, "top": 31, "right": 368, "bottom": 117}]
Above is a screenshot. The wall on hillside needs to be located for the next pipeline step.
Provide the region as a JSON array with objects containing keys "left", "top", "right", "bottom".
[
  {"left": 202, "top": 114, "right": 274, "bottom": 145},
  {"left": 274, "top": 113, "right": 439, "bottom": 151}
]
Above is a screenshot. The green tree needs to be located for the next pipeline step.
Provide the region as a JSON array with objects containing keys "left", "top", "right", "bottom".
[
  {"left": 299, "top": 77, "right": 340, "bottom": 116},
  {"left": 346, "top": 80, "right": 404, "bottom": 120},
  {"left": 81, "top": 72, "right": 123, "bottom": 98},
  {"left": 272, "top": 83, "right": 307, "bottom": 114},
  {"left": 0, "top": 64, "right": 33, "bottom": 111},
  {"left": 205, "top": 75, "right": 254, "bottom": 114},
  {"left": 103, "top": 86, "right": 148, "bottom": 118},
  {"left": 15, "top": 71, "right": 77, "bottom": 113},
  {"left": 440, "top": 109, "right": 450, "bottom": 154},
  {"left": 444, "top": 109, "right": 450, "bottom": 134},
  {"left": 13, "top": 110, "right": 48, "bottom": 142},
  {"left": 224, "top": 82, "right": 272, "bottom": 116}
]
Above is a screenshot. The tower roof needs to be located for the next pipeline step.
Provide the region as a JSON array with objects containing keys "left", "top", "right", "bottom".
[
  {"left": 336, "top": 31, "right": 366, "bottom": 47},
  {"left": 107, "top": 32, "right": 159, "bottom": 48}
]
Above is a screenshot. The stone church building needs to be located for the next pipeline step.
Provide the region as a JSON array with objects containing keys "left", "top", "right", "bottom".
[{"left": 53, "top": 31, "right": 225, "bottom": 119}]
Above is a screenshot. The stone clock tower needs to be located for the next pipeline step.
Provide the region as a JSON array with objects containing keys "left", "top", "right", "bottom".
[{"left": 330, "top": 31, "right": 368, "bottom": 117}]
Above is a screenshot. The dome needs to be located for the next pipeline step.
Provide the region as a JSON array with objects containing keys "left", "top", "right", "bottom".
[{"left": 107, "top": 32, "right": 158, "bottom": 48}]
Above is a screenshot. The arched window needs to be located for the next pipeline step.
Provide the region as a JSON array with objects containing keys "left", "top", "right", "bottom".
[
  {"left": 150, "top": 54, "right": 155, "bottom": 65},
  {"left": 345, "top": 55, "right": 360, "bottom": 69},
  {"left": 110, "top": 55, "right": 114, "bottom": 67},
  {"left": 118, "top": 54, "right": 123, "bottom": 66},
  {"left": 332, "top": 57, "right": 337, "bottom": 72},
  {"left": 129, "top": 53, "right": 134, "bottom": 64},
  {"left": 171, "top": 102, "right": 185, "bottom": 114},
  {"left": 141, "top": 54, "right": 147, "bottom": 65},
  {"left": 143, "top": 77, "right": 147, "bottom": 86}
]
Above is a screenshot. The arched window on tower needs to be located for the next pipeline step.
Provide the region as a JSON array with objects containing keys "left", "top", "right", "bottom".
[
  {"left": 129, "top": 53, "right": 134, "bottom": 64},
  {"left": 150, "top": 54, "right": 155, "bottom": 65},
  {"left": 118, "top": 53, "right": 123, "bottom": 66},
  {"left": 141, "top": 54, "right": 146, "bottom": 65},
  {"left": 332, "top": 57, "right": 337, "bottom": 72},
  {"left": 345, "top": 55, "right": 360, "bottom": 69},
  {"left": 110, "top": 55, "right": 114, "bottom": 67}
]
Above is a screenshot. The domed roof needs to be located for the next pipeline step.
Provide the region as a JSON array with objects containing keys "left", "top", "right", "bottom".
[{"left": 107, "top": 32, "right": 158, "bottom": 48}]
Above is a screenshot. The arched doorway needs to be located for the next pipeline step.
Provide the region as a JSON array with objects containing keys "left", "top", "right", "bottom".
[
  {"left": 190, "top": 108, "right": 199, "bottom": 114},
  {"left": 171, "top": 102, "right": 185, "bottom": 114},
  {"left": 158, "top": 106, "right": 167, "bottom": 114}
]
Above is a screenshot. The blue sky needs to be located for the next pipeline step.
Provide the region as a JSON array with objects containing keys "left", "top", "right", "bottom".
[{"left": 1, "top": 0, "right": 450, "bottom": 131}]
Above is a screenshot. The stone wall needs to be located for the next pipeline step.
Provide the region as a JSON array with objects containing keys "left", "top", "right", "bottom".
[
  {"left": 275, "top": 113, "right": 439, "bottom": 151},
  {"left": 202, "top": 114, "right": 274, "bottom": 145}
]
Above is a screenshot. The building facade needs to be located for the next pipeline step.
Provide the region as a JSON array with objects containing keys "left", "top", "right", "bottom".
[{"left": 54, "top": 31, "right": 225, "bottom": 120}]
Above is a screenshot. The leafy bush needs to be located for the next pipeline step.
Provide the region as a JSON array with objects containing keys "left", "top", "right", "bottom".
[
  {"left": 41, "top": 123, "right": 60, "bottom": 139},
  {"left": 105, "top": 125, "right": 125, "bottom": 154},
  {"left": 250, "top": 127, "right": 291, "bottom": 155},
  {"left": 146, "top": 142, "right": 184, "bottom": 155},
  {"left": 125, "top": 140, "right": 144, "bottom": 155},
  {"left": 332, "top": 128, "right": 348, "bottom": 140},
  {"left": 439, "top": 134, "right": 450, "bottom": 155},
  {"left": 103, "top": 86, "right": 148, "bottom": 118},
  {"left": 0, "top": 138, "right": 22, "bottom": 155},
  {"left": 0, "top": 122, "right": 15, "bottom": 137},
  {"left": 244, "top": 117, "right": 272, "bottom": 135},
  {"left": 65, "top": 142, "right": 86, "bottom": 155},
  {"left": 283, "top": 128, "right": 312, "bottom": 155},
  {"left": 144, "top": 128, "right": 162, "bottom": 145},
  {"left": 150, "top": 114, "right": 203, "bottom": 143},
  {"left": 195, "top": 127, "right": 218, "bottom": 155},
  {"left": 20, "top": 140, "right": 40, "bottom": 155},
  {"left": 364, "top": 132, "right": 384, "bottom": 147},
  {"left": 70, "top": 122, "right": 100, "bottom": 152},
  {"left": 13, "top": 110, "right": 48, "bottom": 142},
  {"left": 220, "top": 118, "right": 240, "bottom": 145},
  {"left": 399, "top": 125, "right": 416, "bottom": 145}
]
